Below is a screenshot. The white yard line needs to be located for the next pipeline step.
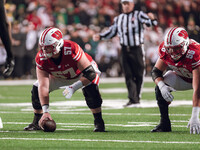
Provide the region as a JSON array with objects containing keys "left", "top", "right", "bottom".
[
  {"left": 0, "top": 137, "right": 199, "bottom": 144},
  {"left": 0, "top": 100, "right": 192, "bottom": 108}
]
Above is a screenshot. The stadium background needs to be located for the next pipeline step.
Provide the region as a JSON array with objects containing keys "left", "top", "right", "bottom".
[{"left": 0, "top": 0, "right": 199, "bottom": 79}]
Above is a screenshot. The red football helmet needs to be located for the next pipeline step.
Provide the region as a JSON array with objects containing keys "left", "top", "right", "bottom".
[
  {"left": 164, "top": 27, "right": 189, "bottom": 61},
  {"left": 39, "top": 27, "right": 64, "bottom": 58}
]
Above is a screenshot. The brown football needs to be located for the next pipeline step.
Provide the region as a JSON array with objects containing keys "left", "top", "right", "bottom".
[{"left": 41, "top": 118, "right": 56, "bottom": 132}]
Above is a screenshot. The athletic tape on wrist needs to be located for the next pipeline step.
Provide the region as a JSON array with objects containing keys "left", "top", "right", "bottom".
[
  {"left": 157, "top": 81, "right": 165, "bottom": 89},
  {"left": 71, "top": 80, "right": 83, "bottom": 91},
  {"left": 191, "top": 107, "right": 199, "bottom": 119},
  {"left": 42, "top": 104, "right": 50, "bottom": 113}
]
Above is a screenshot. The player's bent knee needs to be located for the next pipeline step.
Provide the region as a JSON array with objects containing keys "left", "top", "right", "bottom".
[
  {"left": 31, "top": 85, "right": 42, "bottom": 110},
  {"left": 82, "top": 84, "right": 102, "bottom": 109}
]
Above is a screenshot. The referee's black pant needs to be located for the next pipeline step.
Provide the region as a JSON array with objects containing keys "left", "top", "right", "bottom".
[{"left": 121, "top": 45, "right": 145, "bottom": 103}]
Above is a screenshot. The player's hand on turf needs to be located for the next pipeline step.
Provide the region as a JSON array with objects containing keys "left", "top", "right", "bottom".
[
  {"left": 158, "top": 81, "right": 175, "bottom": 102},
  {"left": 62, "top": 86, "right": 74, "bottom": 99},
  {"left": 39, "top": 113, "right": 52, "bottom": 128},
  {"left": 3, "top": 58, "right": 15, "bottom": 78},
  {"left": 187, "top": 118, "right": 200, "bottom": 134}
]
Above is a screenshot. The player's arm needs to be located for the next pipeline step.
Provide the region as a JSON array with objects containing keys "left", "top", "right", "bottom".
[
  {"left": 151, "top": 58, "right": 167, "bottom": 84},
  {"left": 77, "top": 52, "right": 97, "bottom": 85},
  {"left": 152, "top": 58, "right": 175, "bottom": 103},
  {"left": 187, "top": 66, "right": 200, "bottom": 134},
  {"left": 62, "top": 52, "right": 99, "bottom": 99},
  {"left": 37, "top": 67, "right": 50, "bottom": 106},
  {"left": 192, "top": 66, "right": 200, "bottom": 107},
  {"left": 36, "top": 67, "right": 52, "bottom": 126}
]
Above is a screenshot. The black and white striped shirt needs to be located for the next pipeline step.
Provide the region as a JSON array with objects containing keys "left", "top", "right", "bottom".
[{"left": 100, "top": 10, "right": 158, "bottom": 47}]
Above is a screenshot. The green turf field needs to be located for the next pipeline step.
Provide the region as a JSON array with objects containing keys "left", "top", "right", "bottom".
[{"left": 0, "top": 79, "right": 199, "bottom": 150}]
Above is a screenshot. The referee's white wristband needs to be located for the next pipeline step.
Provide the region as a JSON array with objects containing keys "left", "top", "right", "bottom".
[{"left": 42, "top": 104, "right": 50, "bottom": 113}]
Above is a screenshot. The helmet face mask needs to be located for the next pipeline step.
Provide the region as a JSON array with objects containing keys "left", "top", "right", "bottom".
[
  {"left": 165, "top": 43, "right": 185, "bottom": 61},
  {"left": 39, "top": 27, "right": 64, "bottom": 58},
  {"left": 164, "top": 27, "right": 189, "bottom": 61}
]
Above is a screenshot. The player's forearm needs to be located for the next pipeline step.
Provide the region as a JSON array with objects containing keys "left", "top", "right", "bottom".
[
  {"left": 80, "top": 77, "right": 90, "bottom": 86},
  {"left": 192, "top": 91, "right": 200, "bottom": 107},
  {"left": 38, "top": 86, "right": 49, "bottom": 106}
]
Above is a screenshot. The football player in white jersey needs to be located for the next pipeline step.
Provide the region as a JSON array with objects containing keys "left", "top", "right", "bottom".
[
  {"left": 24, "top": 27, "right": 105, "bottom": 132},
  {"left": 151, "top": 27, "right": 200, "bottom": 134}
]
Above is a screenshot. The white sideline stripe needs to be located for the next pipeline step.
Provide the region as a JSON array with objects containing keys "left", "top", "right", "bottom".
[
  {"left": 0, "top": 77, "right": 153, "bottom": 85},
  {"left": 0, "top": 137, "right": 199, "bottom": 144}
]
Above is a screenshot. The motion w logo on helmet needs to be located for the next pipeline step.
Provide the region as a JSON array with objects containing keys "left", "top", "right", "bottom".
[
  {"left": 178, "top": 30, "right": 188, "bottom": 39},
  {"left": 52, "top": 30, "right": 62, "bottom": 40}
]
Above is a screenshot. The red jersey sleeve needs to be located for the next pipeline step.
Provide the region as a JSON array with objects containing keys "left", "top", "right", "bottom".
[
  {"left": 189, "top": 40, "right": 200, "bottom": 69},
  {"left": 70, "top": 41, "right": 83, "bottom": 62},
  {"left": 35, "top": 50, "right": 48, "bottom": 71},
  {"left": 158, "top": 42, "right": 166, "bottom": 59}
]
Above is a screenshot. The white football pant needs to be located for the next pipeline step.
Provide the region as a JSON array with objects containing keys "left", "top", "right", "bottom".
[{"left": 163, "top": 70, "right": 192, "bottom": 91}]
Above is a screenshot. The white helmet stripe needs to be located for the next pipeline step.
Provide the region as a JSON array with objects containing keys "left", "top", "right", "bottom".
[
  {"left": 167, "top": 27, "right": 178, "bottom": 44},
  {"left": 41, "top": 27, "right": 54, "bottom": 44}
]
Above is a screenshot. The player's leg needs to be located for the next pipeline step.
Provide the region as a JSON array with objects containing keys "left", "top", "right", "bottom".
[
  {"left": 82, "top": 84, "right": 105, "bottom": 132},
  {"left": 151, "top": 85, "right": 171, "bottom": 132},
  {"left": 0, "top": 0, "right": 14, "bottom": 77},
  {"left": 151, "top": 70, "right": 192, "bottom": 132},
  {"left": 24, "top": 77, "right": 81, "bottom": 131},
  {"left": 24, "top": 82, "right": 42, "bottom": 131}
]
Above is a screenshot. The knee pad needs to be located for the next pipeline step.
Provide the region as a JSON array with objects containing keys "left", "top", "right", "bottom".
[
  {"left": 31, "top": 85, "right": 42, "bottom": 110},
  {"left": 155, "top": 85, "right": 168, "bottom": 106},
  {"left": 82, "top": 84, "right": 102, "bottom": 109}
]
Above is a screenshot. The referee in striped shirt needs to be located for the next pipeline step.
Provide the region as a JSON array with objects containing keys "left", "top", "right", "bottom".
[{"left": 93, "top": 0, "right": 157, "bottom": 107}]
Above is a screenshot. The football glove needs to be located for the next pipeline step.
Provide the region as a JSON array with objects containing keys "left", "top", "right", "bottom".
[
  {"left": 187, "top": 118, "right": 200, "bottom": 134},
  {"left": 62, "top": 86, "right": 74, "bottom": 99},
  {"left": 61, "top": 80, "right": 83, "bottom": 99},
  {"left": 3, "top": 58, "right": 15, "bottom": 78},
  {"left": 187, "top": 107, "right": 200, "bottom": 134},
  {"left": 157, "top": 81, "right": 175, "bottom": 102}
]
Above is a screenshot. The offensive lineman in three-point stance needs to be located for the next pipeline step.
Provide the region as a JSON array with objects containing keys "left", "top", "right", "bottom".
[
  {"left": 24, "top": 27, "right": 105, "bottom": 132},
  {"left": 151, "top": 27, "right": 200, "bottom": 134}
]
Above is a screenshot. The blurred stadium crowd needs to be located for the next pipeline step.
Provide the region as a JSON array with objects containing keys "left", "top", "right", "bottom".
[{"left": 0, "top": 0, "right": 199, "bottom": 79}]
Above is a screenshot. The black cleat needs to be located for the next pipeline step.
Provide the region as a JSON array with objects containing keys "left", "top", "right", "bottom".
[
  {"left": 93, "top": 119, "right": 105, "bottom": 132},
  {"left": 151, "top": 123, "right": 171, "bottom": 132},
  {"left": 24, "top": 123, "right": 42, "bottom": 131},
  {"left": 123, "top": 101, "right": 140, "bottom": 108}
]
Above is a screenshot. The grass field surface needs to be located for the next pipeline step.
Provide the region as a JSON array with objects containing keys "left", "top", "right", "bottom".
[{"left": 0, "top": 77, "right": 199, "bottom": 150}]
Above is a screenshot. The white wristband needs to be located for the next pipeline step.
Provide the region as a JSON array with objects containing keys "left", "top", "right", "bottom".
[
  {"left": 71, "top": 80, "right": 83, "bottom": 91},
  {"left": 157, "top": 81, "right": 165, "bottom": 89},
  {"left": 42, "top": 104, "right": 50, "bottom": 113},
  {"left": 191, "top": 107, "right": 199, "bottom": 120}
]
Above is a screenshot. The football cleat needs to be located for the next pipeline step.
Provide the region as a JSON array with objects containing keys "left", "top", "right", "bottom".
[
  {"left": 93, "top": 119, "right": 105, "bottom": 132},
  {"left": 123, "top": 101, "right": 140, "bottom": 108},
  {"left": 151, "top": 123, "right": 171, "bottom": 132},
  {"left": 24, "top": 123, "right": 42, "bottom": 131}
]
